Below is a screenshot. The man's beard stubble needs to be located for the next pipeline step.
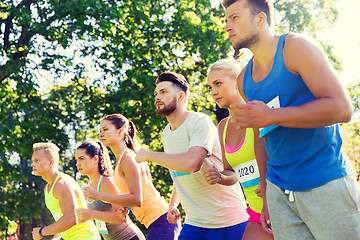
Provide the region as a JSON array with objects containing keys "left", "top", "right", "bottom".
[
  {"left": 233, "top": 29, "right": 260, "bottom": 51},
  {"left": 156, "top": 97, "right": 177, "bottom": 116}
]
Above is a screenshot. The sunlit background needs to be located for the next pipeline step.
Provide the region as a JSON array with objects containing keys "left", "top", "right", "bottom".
[{"left": 318, "top": 0, "right": 360, "bottom": 86}]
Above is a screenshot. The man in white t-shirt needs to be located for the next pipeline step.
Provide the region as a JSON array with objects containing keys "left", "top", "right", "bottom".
[{"left": 135, "top": 72, "right": 249, "bottom": 240}]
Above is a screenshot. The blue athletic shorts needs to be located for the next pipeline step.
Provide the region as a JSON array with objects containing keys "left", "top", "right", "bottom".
[
  {"left": 179, "top": 221, "right": 248, "bottom": 240},
  {"left": 146, "top": 213, "right": 181, "bottom": 240}
]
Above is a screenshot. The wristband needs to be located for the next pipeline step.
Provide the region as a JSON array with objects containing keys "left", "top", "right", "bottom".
[{"left": 39, "top": 227, "right": 45, "bottom": 237}]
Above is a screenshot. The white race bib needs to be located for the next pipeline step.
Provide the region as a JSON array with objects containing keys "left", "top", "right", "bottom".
[
  {"left": 233, "top": 159, "right": 260, "bottom": 189},
  {"left": 95, "top": 220, "right": 108, "bottom": 235},
  {"left": 52, "top": 213, "right": 61, "bottom": 222},
  {"left": 259, "top": 96, "right": 280, "bottom": 137},
  {"left": 266, "top": 96, "right": 280, "bottom": 109}
]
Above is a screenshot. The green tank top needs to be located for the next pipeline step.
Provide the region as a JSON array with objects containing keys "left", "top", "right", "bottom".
[
  {"left": 44, "top": 173, "right": 100, "bottom": 240},
  {"left": 223, "top": 117, "right": 263, "bottom": 213}
]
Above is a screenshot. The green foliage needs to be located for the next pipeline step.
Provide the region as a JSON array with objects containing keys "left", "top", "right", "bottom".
[
  {"left": 0, "top": 78, "right": 106, "bottom": 238},
  {"left": 0, "top": 0, "right": 346, "bottom": 238},
  {"left": 0, "top": 78, "right": 67, "bottom": 238},
  {"left": 274, "top": 0, "right": 338, "bottom": 35},
  {"left": 341, "top": 82, "right": 360, "bottom": 182},
  {"left": 273, "top": 0, "right": 341, "bottom": 69},
  {"left": 341, "top": 122, "right": 360, "bottom": 182},
  {"left": 348, "top": 82, "right": 360, "bottom": 111},
  {"left": 341, "top": 81, "right": 360, "bottom": 181},
  {"left": 0, "top": 219, "right": 18, "bottom": 239}
]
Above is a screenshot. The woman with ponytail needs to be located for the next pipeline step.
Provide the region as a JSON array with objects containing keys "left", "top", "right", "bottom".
[
  {"left": 82, "top": 114, "right": 180, "bottom": 239},
  {"left": 75, "top": 141, "right": 145, "bottom": 240}
]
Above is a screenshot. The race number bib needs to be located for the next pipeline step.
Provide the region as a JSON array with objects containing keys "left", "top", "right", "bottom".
[
  {"left": 52, "top": 213, "right": 61, "bottom": 222},
  {"left": 259, "top": 96, "right": 280, "bottom": 137},
  {"left": 233, "top": 159, "right": 260, "bottom": 189},
  {"left": 95, "top": 220, "right": 108, "bottom": 235}
]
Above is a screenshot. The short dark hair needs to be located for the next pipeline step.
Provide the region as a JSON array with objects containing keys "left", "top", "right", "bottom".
[
  {"left": 222, "top": 0, "right": 272, "bottom": 26},
  {"left": 156, "top": 72, "right": 189, "bottom": 95}
]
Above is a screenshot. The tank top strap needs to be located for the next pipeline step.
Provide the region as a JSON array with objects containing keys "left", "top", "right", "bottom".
[
  {"left": 278, "top": 33, "right": 288, "bottom": 49},
  {"left": 48, "top": 173, "right": 62, "bottom": 195},
  {"left": 222, "top": 117, "right": 231, "bottom": 145},
  {"left": 97, "top": 175, "right": 103, "bottom": 192},
  {"left": 274, "top": 33, "right": 289, "bottom": 66},
  {"left": 244, "top": 33, "right": 289, "bottom": 86}
]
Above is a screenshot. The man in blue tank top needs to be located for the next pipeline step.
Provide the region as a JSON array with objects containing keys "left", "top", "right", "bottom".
[{"left": 221, "top": 0, "right": 360, "bottom": 239}]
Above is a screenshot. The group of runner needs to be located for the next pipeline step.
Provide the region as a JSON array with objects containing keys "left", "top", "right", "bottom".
[{"left": 30, "top": 0, "right": 360, "bottom": 239}]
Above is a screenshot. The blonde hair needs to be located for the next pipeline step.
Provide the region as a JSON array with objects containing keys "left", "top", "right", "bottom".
[
  {"left": 207, "top": 58, "right": 244, "bottom": 79},
  {"left": 33, "top": 142, "right": 60, "bottom": 163}
]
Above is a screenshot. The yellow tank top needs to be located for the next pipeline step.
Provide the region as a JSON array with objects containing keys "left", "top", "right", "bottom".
[
  {"left": 114, "top": 165, "right": 168, "bottom": 228},
  {"left": 44, "top": 173, "right": 100, "bottom": 240},
  {"left": 223, "top": 117, "right": 263, "bottom": 213}
]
